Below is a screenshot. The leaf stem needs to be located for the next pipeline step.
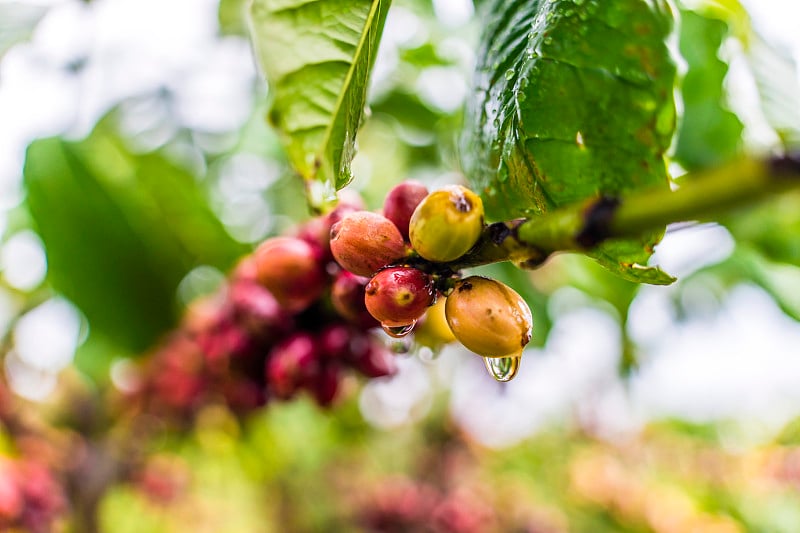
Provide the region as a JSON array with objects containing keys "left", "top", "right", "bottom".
[{"left": 440, "top": 154, "right": 800, "bottom": 272}]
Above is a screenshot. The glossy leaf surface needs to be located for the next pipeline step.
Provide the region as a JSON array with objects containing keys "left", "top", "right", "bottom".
[
  {"left": 249, "top": 0, "right": 391, "bottom": 208},
  {"left": 463, "top": 0, "right": 677, "bottom": 284}
]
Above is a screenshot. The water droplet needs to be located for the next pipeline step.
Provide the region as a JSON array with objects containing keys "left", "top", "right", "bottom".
[
  {"left": 543, "top": 36, "right": 553, "bottom": 45},
  {"left": 382, "top": 322, "right": 415, "bottom": 338},
  {"left": 504, "top": 68, "right": 515, "bottom": 80},
  {"left": 391, "top": 338, "right": 412, "bottom": 354},
  {"left": 483, "top": 355, "right": 521, "bottom": 382}
]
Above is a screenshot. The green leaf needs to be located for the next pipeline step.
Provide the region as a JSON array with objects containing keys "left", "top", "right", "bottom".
[
  {"left": 463, "top": 0, "right": 677, "bottom": 284},
  {"left": 23, "top": 122, "right": 247, "bottom": 354},
  {"left": 0, "top": 2, "right": 48, "bottom": 59},
  {"left": 248, "top": 0, "right": 392, "bottom": 208},
  {"left": 673, "top": 9, "right": 744, "bottom": 170}
]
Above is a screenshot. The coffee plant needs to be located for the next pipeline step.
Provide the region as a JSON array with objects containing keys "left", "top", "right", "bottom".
[{"left": 2, "top": 0, "right": 800, "bottom": 530}]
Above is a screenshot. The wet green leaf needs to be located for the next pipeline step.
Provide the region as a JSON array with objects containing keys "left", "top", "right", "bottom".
[
  {"left": 248, "top": 0, "right": 391, "bottom": 209},
  {"left": 23, "top": 123, "right": 246, "bottom": 354},
  {"left": 463, "top": 0, "right": 677, "bottom": 284}
]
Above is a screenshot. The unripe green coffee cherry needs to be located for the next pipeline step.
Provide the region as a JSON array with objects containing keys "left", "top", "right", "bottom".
[
  {"left": 409, "top": 185, "right": 484, "bottom": 262},
  {"left": 445, "top": 276, "right": 532, "bottom": 358}
]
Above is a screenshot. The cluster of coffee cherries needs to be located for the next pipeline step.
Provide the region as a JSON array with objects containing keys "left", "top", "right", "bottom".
[
  {"left": 136, "top": 195, "right": 399, "bottom": 418},
  {"left": 330, "top": 181, "right": 533, "bottom": 382},
  {"left": 0, "top": 456, "right": 66, "bottom": 533},
  {"left": 136, "top": 180, "right": 533, "bottom": 419}
]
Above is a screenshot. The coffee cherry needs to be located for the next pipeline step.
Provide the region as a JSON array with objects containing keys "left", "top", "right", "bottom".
[
  {"left": 253, "top": 237, "right": 327, "bottom": 313},
  {"left": 364, "top": 267, "right": 434, "bottom": 327},
  {"left": 383, "top": 181, "right": 429, "bottom": 241},
  {"left": 297, "top": 199, "right": 363, "bottom": 263},
  {"left": 317, "top": 323, "right": 354, "bottom": 360},
  {"left": 413, "top": 297, "right": 456, "bottom": 349},
  {"left": 331, "top": 271, "right": 379, "bottom": 329},
  {"left": 266, "top": 332, "right": 319, "bottom": 399},
  {"left": 330, "top": 211, "right": 407, "bottom": 277},
  {"left": 307, "top": 364, "right": 341, "bottom": 407},
  {"left": 228, "top": 280, "right": 292, "bottom": 338},
  {"left": 409, "top": 185, "right": 484, "bottom": 262},
  {"left": 351, "top": 339, "right": 397, "bottom": 378},
  {"left": 445, "top": 276, "right": 532, "bottom": 358}
]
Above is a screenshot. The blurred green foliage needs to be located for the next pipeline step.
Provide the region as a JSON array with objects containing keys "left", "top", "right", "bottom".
[
  {"left": 24, "top": 118, "right": 247, "bottom": 354},
  {"left": 674, "top": 9, "right": 744, "bottom": 170}
]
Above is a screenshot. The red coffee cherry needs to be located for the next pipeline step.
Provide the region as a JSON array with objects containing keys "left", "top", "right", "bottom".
[
  {"left": 253, "top": 237, "right": 327, "bottom": 313},
  {"left": 266, "top": 332, "right": 319, "bottom": 400},
  {"left": 383, "top": 180, "right": 429, "bottom": 241},
  {"left": 364, "top": 267, "right": 434, "bottom": 327},
  {"left": 331, "top": 270, "right": 379, "bottom": 328},
  {"left": 330, "top": 211, "right": 407, "bottom": 277}
]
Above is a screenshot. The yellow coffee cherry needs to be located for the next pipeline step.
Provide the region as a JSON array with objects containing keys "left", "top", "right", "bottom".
[
  {"left": 445, "top": 276, "right": 532, "bottom": 358},
  {"left": 408, "top": 185, "right": 484, "bottom": 262},
  {"left": 414, "top": 297, "right": 456, "bottom": 349}
]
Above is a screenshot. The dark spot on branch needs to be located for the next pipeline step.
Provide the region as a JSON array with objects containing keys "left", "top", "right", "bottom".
[
  {"left": 486, "top": 222, "right": 511, "bottom": 245},
  {"left": 769, "top": 152, "right": 800, "bottom": 179},
  {"left": 575, "top": 196, "right": 621, "bottom": 248}
]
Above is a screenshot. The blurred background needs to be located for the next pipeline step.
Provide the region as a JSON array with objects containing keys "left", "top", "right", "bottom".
[{"left": 1, "top": 0, "right": 800, "bottom": 531}]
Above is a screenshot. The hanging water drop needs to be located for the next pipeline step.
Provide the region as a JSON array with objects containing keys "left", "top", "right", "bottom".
[
  {"left": 382, "top": 322, "right": 415, "bottom": 338},
  {"left": 483, "top": 355, "right": 521, "bottom": 382}
]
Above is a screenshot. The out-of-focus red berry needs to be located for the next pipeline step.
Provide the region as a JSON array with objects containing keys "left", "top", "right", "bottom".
[
  {"left": 351, "top": 340, "right": 397, "bottom": 379},
  {"left": 254, "top": 237, "right": 328, "bottom": 313},
  {"left": 317, "top": 323, "right": 354, "bottom": 360},
  {"left": 228, "top": 280, "right": 292, "bottom": 337},
  {"left": 383, "top": 180, "right": 429, "bottom": 241},
  {"left": 308, "top": 364, "right": 341, "bottom": 407},
  {"left": 331, "top": 271, "right": 379, "bottom": 329},
  {"left": 266, "top": 333, "right": 319, "bottom": 399}
]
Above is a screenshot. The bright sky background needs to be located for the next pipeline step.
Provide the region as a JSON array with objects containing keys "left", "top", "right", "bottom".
[{"left": 1, "top": 0, "right": 799, "bottom": 446}]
